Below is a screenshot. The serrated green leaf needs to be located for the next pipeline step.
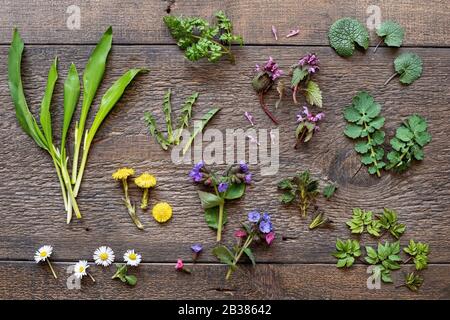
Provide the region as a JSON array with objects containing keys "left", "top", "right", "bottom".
[
  {"left": 344, "top": 124, "right": 363, "bottom": 138},
  {"left": 354, "top": 141, "right": 371, "bottom": 154},
  {"left": 369, "top": 116, "right": 385, "bottom": 130},
  {"left": 394, "top": 52, "right": 423, "bottom": 85},
  {"left": 396, "top": 126, "right": 414, "bottom": 142},
  {"left": 343, "top": 106, "right": 360, "bottom": 122},
  {"left": 323, "top": 184, "right": 337, "bottom": 199},
  {"left": 182, "top": 108, "right": 220, "bottom": 155},
  {"left": 162, "top": 89, "right": 174, "bottom": 144},
  {"left": 376, "top": 21, "right": 404, "bottom": 47},
  {"left": 328, "top": 18, "right": 369, "bottom": 57},
  {"left": 291, "top": 67, "right": 308, "bottom": 87},
  {"left": 305, "top": 80, "right": 322, "bottom": 107}
]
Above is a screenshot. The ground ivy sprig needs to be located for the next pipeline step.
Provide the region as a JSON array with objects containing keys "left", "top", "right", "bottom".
[
  {"left": 344, "top": 91, "right": 386, "bottom": 177},
  {"left": 213, "top": 211, "right": 275, "bottom": 280},
  {"left": 34, "top": 245, "right": 57, "bottom": 279},
  {"left": 294, "top": 106, "right": 324, "bottom": 148},
  {"left": 386, "top": 114, "right": 431, "bottom": 172},
  {"left": 278, "top": 170, "right": 319, "bottom": 217},
  {"left": 252, "top": 56, "right": 283, "bottom": 124},
  {"left": 112, "top": 168, "right": 143, "bottom": 230},
  {"left": 163, "top": 11, "right": 243, "bottom": 63},
  {"left": 190, "top": 161, "right": 252, "bottom": 242},
  {"left": 404, "top": 240, "right": 429, "bottom": 270},
  {"left": 333, "top": 239, "right": 361, "bottom": 268}
]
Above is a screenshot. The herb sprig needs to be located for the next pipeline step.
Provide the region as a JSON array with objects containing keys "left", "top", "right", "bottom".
[{"left": 163, "top": 11, "right": 243, "bottom": 63}]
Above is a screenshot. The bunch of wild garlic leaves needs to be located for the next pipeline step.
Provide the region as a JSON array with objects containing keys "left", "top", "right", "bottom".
[{"left": 8, "top": 27, "right": 146, "bottom": 223}]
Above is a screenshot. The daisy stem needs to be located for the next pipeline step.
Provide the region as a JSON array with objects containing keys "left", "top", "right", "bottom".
[
  {"left": 46, "top": 259, "right": 58, "bottom": 279},
  {"left": 87, "top": 272, "right": 96, "bottom": 282}
]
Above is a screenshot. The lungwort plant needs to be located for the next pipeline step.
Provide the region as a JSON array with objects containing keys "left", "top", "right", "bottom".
[{"left": 8, "top": 28, "right": 146, "bottom": 223}]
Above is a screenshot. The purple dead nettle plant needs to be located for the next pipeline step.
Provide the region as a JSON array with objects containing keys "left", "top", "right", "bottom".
[
  {"left": 251, "top": 57, "right": 284, "bottom": 124},
  {"left": 294, "top": 106, "right": 325, "bottom": 148},
  {"left": 289, "top": 53, "right": 322, "bottom": 107}
]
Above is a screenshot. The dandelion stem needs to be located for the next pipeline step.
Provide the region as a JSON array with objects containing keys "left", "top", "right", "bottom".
[
  {"left": 46, "top": 259, "right": 58, "bottom": 279},
  {"left": 384, "top": 72, "right": 398, "bottom": 86}
]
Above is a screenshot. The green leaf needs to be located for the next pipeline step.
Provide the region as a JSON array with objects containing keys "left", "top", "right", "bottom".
[
  {"left": 366, "top": 246, "right": 378, "bottom": 259},
  {"left": 61, "top": 63, "right": 80, "bottom": 154},
  {"left": 278, "top": 178, "right": 294, "bottom": 190},
  {"left": 174, "top": 92, "right": 199, "bottom": 144},
  {"left": 144, "top": 111, "right": 170, "bottom": 150},
  {"left": 394, "top": 52, "right": 423, "bottom": 85},
  {"left": 304, "top": 80, "right": 323, "bottom": 107},
  {"left": 182, "top": 108, "right": 220, "bottom": 155},
  {"left": 336, "top": 258, "right": 347, "bottom": 268},
  {"left": 204, "top": 206, "right": 227, "bottom": 229},
  {"left": 291, "top": 67, "right": 308, "bottom": 87},
  {"left": 8, "top": 28, "right": 48, "bottom": 150},
  {"left": 354, "top": 141, "right": 370, "bottom": 154},
  {"left": 323, "top": 184, "right": 337, "bottom": 199},
  {"left": 162, "top": 89, "right": 174, "bottom": 143},
  {"left": 396, "top": 126, "right": 414, "bottom": 142},
  {"left": 405, "top": 272, "right": 424, "bottom": 292},
  {"left": 224, "top": 183, "right": 245, "bottom": 200},
  {"left": 344, "top": 124, "right": 363, "bottom": 138},
  {"left": 197, "top": 191, "right": 223, "bottom": 209},
  {"left": 343, "top": 106, "right": 360, "bottom": 122},
  {"left": 125, "top": 275, "right": 137, "bottom": 286},
  {"left": 280, "top": 191, "right": 296, "bottom": 204},
  {"left": 328, "top": 18, "right": 369, "bottom": 57},
  {"left": 212, "top": 245, "right": 235, "bottom": 265},
  {"left": 376, "top": 21, "right": 404, "bottom": 47},
  {"left": 243, "top": 247, "right": 256, "bottom": 266},
  {"left": 39, "top": 57, "right": 58, "bottom": 149}
]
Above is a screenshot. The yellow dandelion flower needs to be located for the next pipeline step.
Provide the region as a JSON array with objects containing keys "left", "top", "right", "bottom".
[
  {"left": 135, "top": 173, "right": 157, "bottom": 189},
  {"left": 112, "top": 167, "right": 135, "bottom": 180},
  {"left": 135, "top": 173, "right": 157, "bottom": 210},
  {"left": 152, "top": 202, "right": 173, "bottom": 223}
]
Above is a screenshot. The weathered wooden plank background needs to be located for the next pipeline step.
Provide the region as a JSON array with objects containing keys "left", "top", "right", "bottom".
[{"left": 0, "top": 0, "right": 449, "bottom": 299}]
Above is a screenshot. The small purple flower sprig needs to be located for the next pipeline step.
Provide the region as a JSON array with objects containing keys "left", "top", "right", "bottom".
[
  {"left": 212, "top": 211, "right": 275, "bottom": 280},
  {"left": 294, "top": 106, "right": 325, "bottom": 148},
  {"left": 290, "top": 53, "right": 323, "bottom": 107},
  {"left": 190, "top": 160, "right": 252, "bottom": 242},
  {"left": 251, "top": 57, "right": 283, "bottom": 125}
]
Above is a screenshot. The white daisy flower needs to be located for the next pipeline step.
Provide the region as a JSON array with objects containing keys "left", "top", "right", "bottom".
[
  {"left": 34, "top": 245, "right": 53, "bottom": 263},
  {"left": 124, "top": 249, "right": 142, "bottom": 266},
  {"left": 93, "top": 246, "right": 115, "bottom": 267},
  {"left": 34, "top": 245, "right": 57, "bottom": 279},
  {"left": 73, "top": 260, "right": 89, "bottom": 279}
]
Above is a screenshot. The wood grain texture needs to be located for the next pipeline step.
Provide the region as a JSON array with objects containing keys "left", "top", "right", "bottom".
[
  {"left": 0, "top": 262, "right": 449, "bottom": 299},
  {"left": 0, "top": 45, "right": 449, "bottom": 266},
  {"left": 0, "top": 0, "right": 449, "bottom": 46}
]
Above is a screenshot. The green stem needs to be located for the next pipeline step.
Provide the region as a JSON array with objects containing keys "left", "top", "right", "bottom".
[
  {"left": 384, "top": 72, "right": 398, "bottom": 86},
  {"left": 363, "top": 122, "right": 381, "bottom": 177},
  {"left": 51, "top": 157, "right": 68, "bottom": 212},
  {"left": 226, "top": 234, "right": 254, "bottom": 280},
  {"left": 71, "top": 125, "right": 80, "bottom": 183},
  {"left": 140, "top": 188, "right": 149, "bottom": 210},
  {"left": 73, "top": 135, "right": 90, "bottom": 197},
  {"left": 122, "top": 179, "right": 144, "bottom": 230},
  {"left": 60, "top": 163, "right": 82, "bottom": 219},
  {"left": 217, "top": 202, "right": 224, "bottom": 242}
]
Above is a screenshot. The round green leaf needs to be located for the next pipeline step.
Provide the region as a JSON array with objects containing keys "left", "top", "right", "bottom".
[
  {"left": 328, "top": 18, "right": 369, "bottom": 57},
  {"left": 394, "top": 52, "right": 423, "bottom": 85}
]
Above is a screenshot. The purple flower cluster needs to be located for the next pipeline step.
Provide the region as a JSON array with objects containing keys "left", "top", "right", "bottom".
[
  {"left": 218, "top": 182, "right": 229, "bottom": 193},
  {"left": 191, "top": 244, "right": 203, "bottom": 254},
  {"left": 239, "top": 160, "right": 252, "bottom": 184},
  {"left": 247, "top": 211, "right": 273, "bottom": 234},
  {"left": 189, "top": 161, "right": 205, "bottom": 182},
  {"left": 297, "top": 106, "right": 325, "bottom": 131},
  {"left": 255, "top": 56, "right": 283, "bottom": 81},
  {"left": 298, "top": 53, "right": 320, "bottom": 74}
]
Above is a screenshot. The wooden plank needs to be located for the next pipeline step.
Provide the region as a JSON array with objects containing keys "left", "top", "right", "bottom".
[
  {"left": 1, "top": 0, "right": 450, "bottom": 46},
  {"left": 0, "top": 261, "right": 448, "bottom": 299},
  {"left": 0, "top": 45, "right": 449, "bottom": 263}
]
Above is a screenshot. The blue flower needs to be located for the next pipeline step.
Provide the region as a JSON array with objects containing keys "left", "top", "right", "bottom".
[
  {"left": 239, "top": 160, "right": 249, "bottom": 173},
  {"left": 262, "top": 212, "right": 271, "bottom": 222},
  {"left": 191, "top": 244, "right": 203, "bottom": 254},
  {"left": 244, "top": 173, "right": 252, "bottom": 184},
  {"left": 248, "top": 211, "right": 261, "bottom": 223},
  {"left": 189, "top": 161, "right": 205, "bottom": 182},
  {"left": 218, "top": 182, "right": 229, "bottom": 193},
  {"left": 259, "top": 220, "right": 273, "bottom": 234}
]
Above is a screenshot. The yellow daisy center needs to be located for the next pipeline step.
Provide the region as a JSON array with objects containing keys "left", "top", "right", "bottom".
[
  {"left": 99, "top": 252, "right": 109, "bottom": 261},
  {"left": 128, "top": 253, "right": 137, "bottom": 260},
  {"left": 78, "top": 266, "right": 85, "bottom": 272},
  {"left": 40, "top": 251, "right": 47, "bottom": 257}
]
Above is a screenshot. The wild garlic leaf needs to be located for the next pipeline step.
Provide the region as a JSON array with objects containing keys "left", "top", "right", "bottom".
[
  {"left": 328, "top": 18, "right": 369, "bottom": 57},
  {"left": 305, "top": 80, "right": 323, "bottom": 108},
  {"left": 332, "top": 239, "right": 361, "bottom": 268},
  {"left": 404, "top": 239, "right": 429, "bottom": 270},
  {"left": 343, "top": 91, "right": 386, "bottom": 177},
  {"left": 39, "top": 57, "right": 58, "bottom": 149},
  {"left": 394, "top": 52, "right": 423, "bottom": 85},
  {"left": 387, "top": 114, "right": 431, "bottom": 172},
  {"left": 405, "top": 272, "right": 424, "bottom": 292},
  {"left": 376, "top": 21, "right": 404, "bottom": 48}
]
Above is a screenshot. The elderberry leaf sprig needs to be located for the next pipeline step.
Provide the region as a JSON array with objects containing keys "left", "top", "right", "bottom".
[
  {"left": 365, "top": 241, "right": 402, "bottom": 283},
  {"left": 346, "top": 208, "right": 382, "bottom": 237},
  {"left": 386, "top": 114, "right": 431, "bottom": 172},
  {"left": 404, "top": 272, "right": 424, "bottom": 292},
  {"left": 163, "top": 11, "right": 243, "bottom": 63},
  {"left": 404, "top": 239, "right": 429, "bottom": 270},
  {"left": 377, "top": 208, "right": 406, "bottom": 239},
  {"left": 344, "top": 91, "right": 386, "bottom": 177},
  {"left": 332, "top": 239, "right": 361, "bottom": 268}
]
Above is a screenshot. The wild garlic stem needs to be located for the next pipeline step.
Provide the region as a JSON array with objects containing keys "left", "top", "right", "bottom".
[
  {"left": 73, "top": 136, "right": 91, "bottom": 197},
  {"left": 51, "top": 157, "right": 68, "bottom": 211},
  {"left": 71, "top": 125, "right": 80, "bottom": 184}
]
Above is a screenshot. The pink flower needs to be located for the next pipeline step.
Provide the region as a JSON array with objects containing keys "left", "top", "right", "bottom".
[
  {"left": 175, "top": 259, "right": 184, "bottom": 270},
  {"left": 234, "top": 230, "right": 247, "bottom": 238},
  {"left": 244, "top": 111, "right": 255, "bottom": 126},
  {"left": 265, "top": 232, "right": 275, "bottom": 245},
  {"left": 271, "top": 25, "right": 278, "bottom": 40},
  {"left": 298, "top": 53, "right": 320, "bottom": 74},
  {"left": 256, "top": 57, "right": 284, "bottom": 81}
]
